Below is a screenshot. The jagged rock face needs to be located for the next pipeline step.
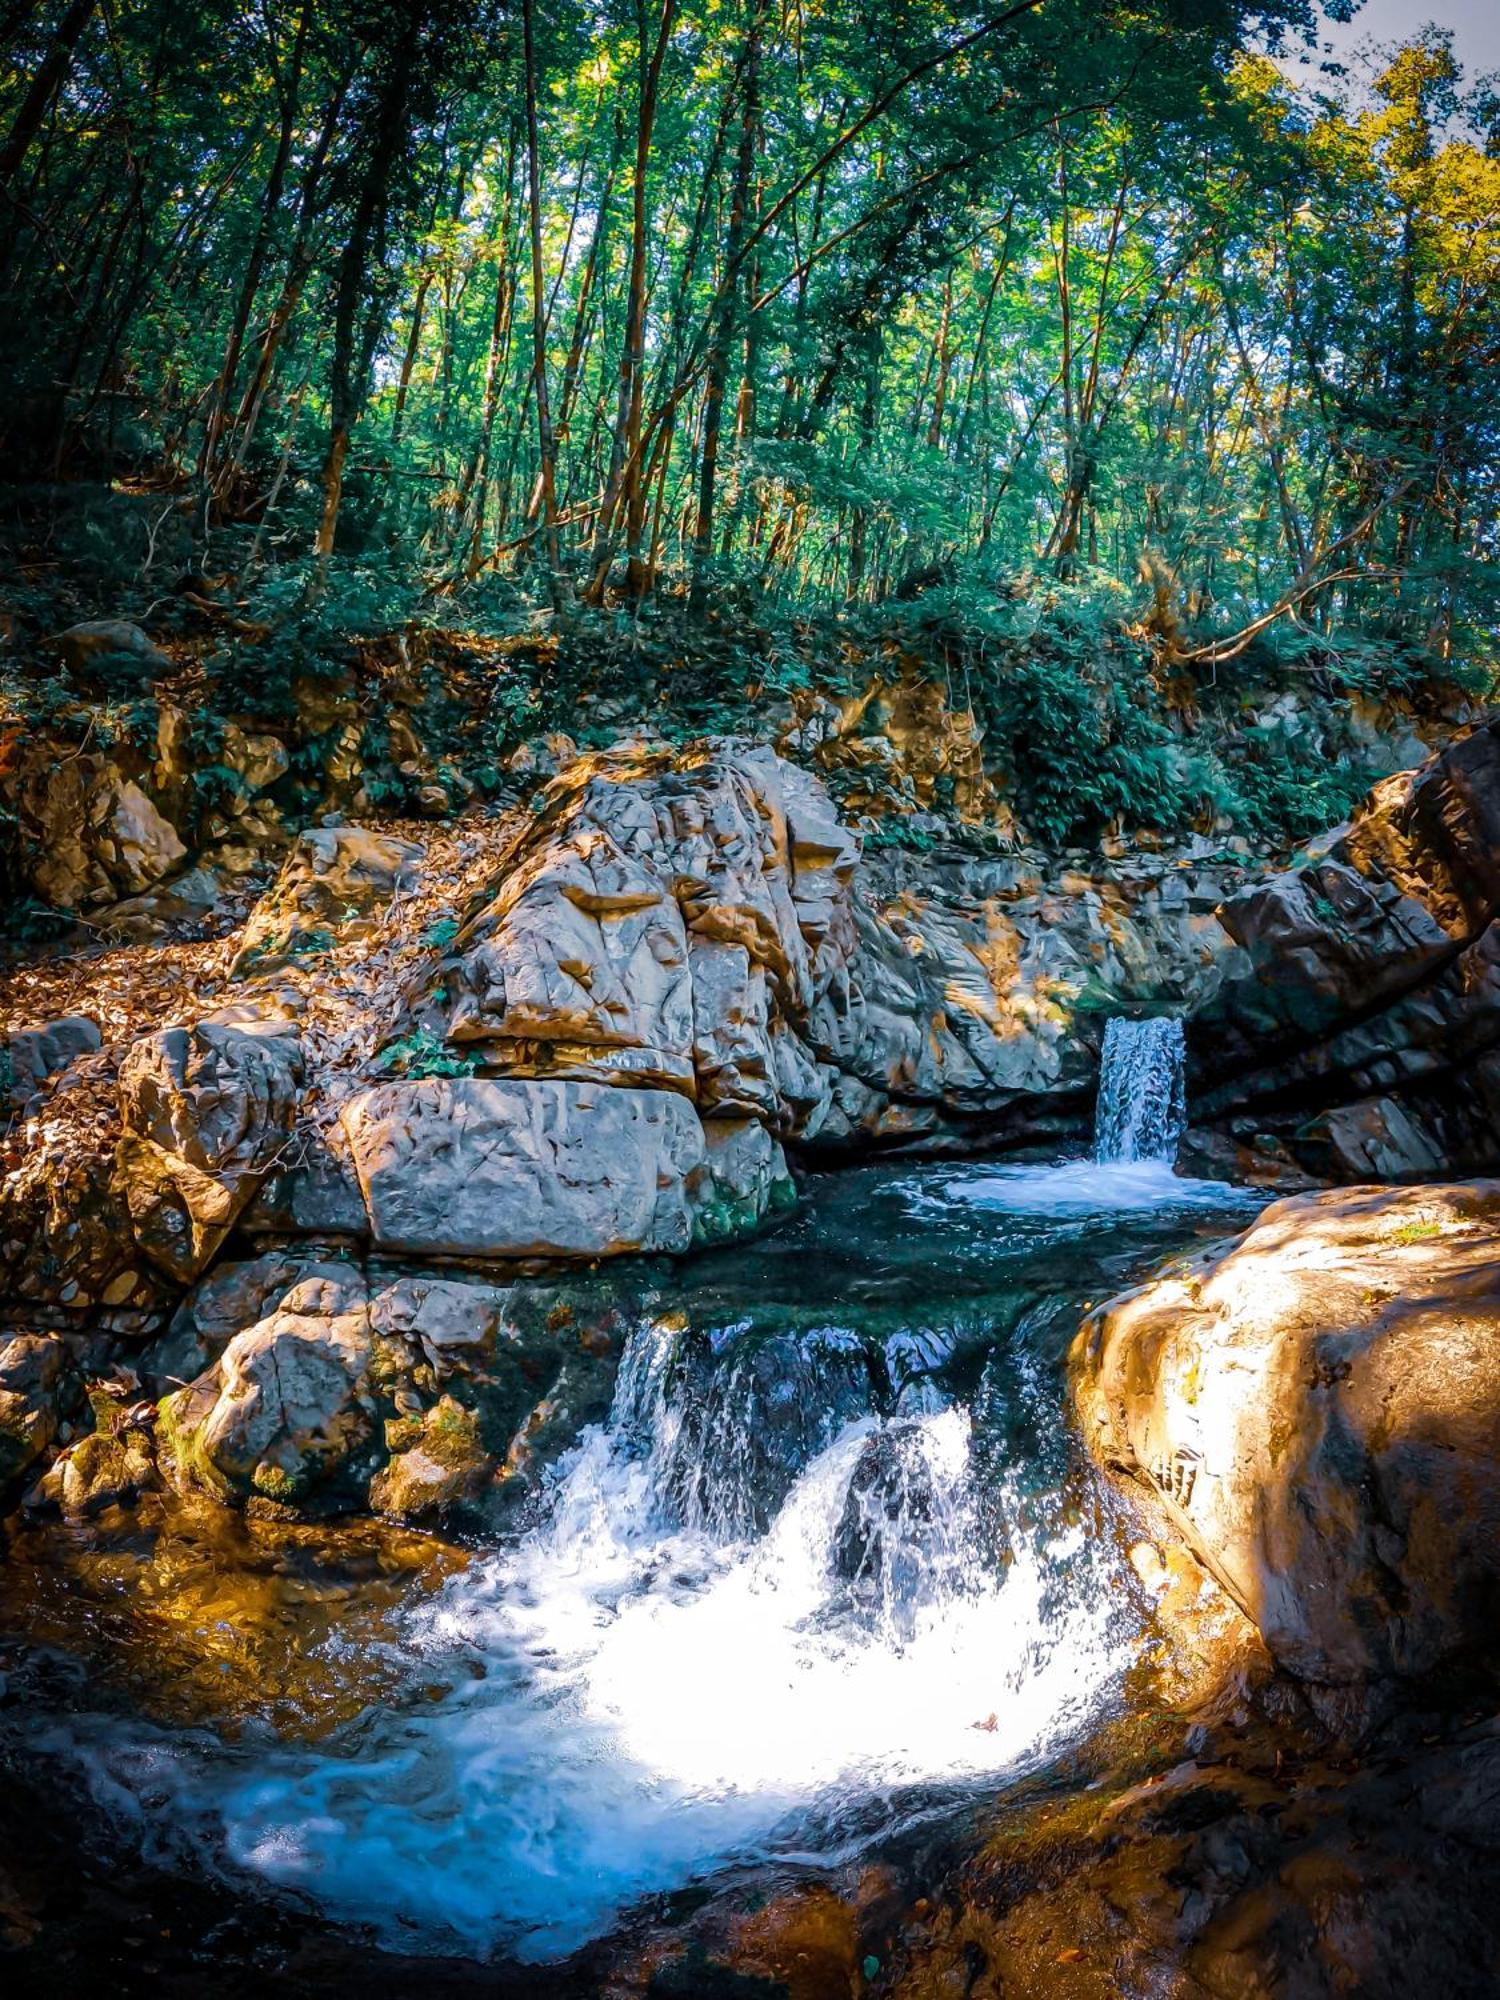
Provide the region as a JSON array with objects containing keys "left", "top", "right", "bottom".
[
  {"left": 1197, "top": 720, "right": 1500, "bottom": 1177},
  {"left": 1072, "top": 1182, "right": 1500, "bottom": 1687},
  {"left": 406, "top": 743, "right": 1243, "bottom": 1155},
  {"left": 114, "top": 1024, "right": 303, "bottom": 1281}
]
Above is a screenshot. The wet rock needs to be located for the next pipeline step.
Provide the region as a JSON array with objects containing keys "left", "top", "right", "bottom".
[
  {"left": 35, "top": 1405, "right": 157, "bottom": 1516},
  {"left": 0, "top": 1335, "right": 75, "bottom": 1485},
  {"left": 369, "top": 1395, "right": 488, "bottom": 1519},
  {"left": 1073, "top": 1181, "right": 1500, "bottom": 1687},
  {"left": 114, "top": 1023, "right": 303, "bottom": 1280},
  {"left": 231, "top": 824, "right": 425, "bottom": 977},
  {"left": 666, "top": 1326, "right": 875, "bottom": 1535},
  {"left": 831, "top": 1423, "right": 935, "bottom": 1597}
]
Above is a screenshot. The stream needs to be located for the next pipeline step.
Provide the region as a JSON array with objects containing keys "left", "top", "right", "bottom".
[{"left": 0, "top": 1026, "right": 1269, "bottom": 1970}]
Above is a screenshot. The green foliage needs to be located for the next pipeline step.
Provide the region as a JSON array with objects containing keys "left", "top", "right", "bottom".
[{"left": 378, "top": 1028, "right": 478, "bottom": 1079}]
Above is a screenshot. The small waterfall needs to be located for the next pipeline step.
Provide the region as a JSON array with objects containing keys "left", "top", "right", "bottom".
[{"left": 1093, "top": 1016, "right": 1186, "bottom": 1164}]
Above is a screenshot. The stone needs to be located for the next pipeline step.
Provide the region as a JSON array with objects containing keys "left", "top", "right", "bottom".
[
  {"left": 1197, "top": 721, "right": 1500, "bottom": 1178},
  {"left": 231, "top": 824, "right": 425, "bottom": 976},
  {"left": 4, "top": 1016, "right": 101, "bottom": 1113},
  {"left": 0, "top": 1335, "right": 74, "bottom": 1485},
  {"left": 36, "top": 1410, "right": 157, "bottom": 1516},
  {"left": 341, "top": 1077, "right": 713, "bottom": 1260},
  {"left": 161, "top": 1261, "right": 375, "bottom": 1504},
  {"left": 114, "top": 1023, "right": 303, "bottom": 1280},
  {"left": 369, "top": 1395, "right": 489, "bottom": 1519},
  {"left": 1073, "top": 1181, "right": 1500, "bottom": 1687},
  {"left": 52, "top": 619, "right": 171, "bottom": 675}
]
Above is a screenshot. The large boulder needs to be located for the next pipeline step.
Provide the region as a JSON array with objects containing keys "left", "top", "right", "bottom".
[
  {"left": 339, "top": 1077, "right": 790, "bottom": 1261},
  {"left": 161, "top": 1261, "right": 377, "bottom": 1504},
  {"left": 114, "top": 1023, "right": 303, "bottom": 1280},
  {"left": 1072, "top": 1182, "right": 1500, "bottom": 1687}
]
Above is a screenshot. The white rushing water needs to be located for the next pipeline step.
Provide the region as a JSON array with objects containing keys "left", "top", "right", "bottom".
[
  {"left": 1093, "top": 1015, "right": 1187, "bottom": 1165},
  {"left": 206, "top": 1319, "right": 1134, "bottom": 1960},
  {"left": 33, "top": 1117, "right": 1256, "bottom": 1966}
]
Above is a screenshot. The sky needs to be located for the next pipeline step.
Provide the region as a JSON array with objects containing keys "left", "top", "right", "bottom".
[{"left": 1288, "top": 0, "right": 1500, "bottom": 82}]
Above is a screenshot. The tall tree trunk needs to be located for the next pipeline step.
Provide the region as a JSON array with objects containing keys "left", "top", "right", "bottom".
[
  {"left": 690, "top": 0, "right": 762, "bottom": 610},
  {"left": 521, "top": 0, "right": 562, "bottom": 601}
]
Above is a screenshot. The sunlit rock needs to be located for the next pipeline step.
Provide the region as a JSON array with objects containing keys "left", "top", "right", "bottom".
[
  {"left": 114, "top": 1023, "right": 303, "bottom": 1281},
  {"left": 1074, "top": 1181, "right": 1500, "bottom": 1686},
  {"left": 231, "top": 823, "right": 426, "bottom": 976}
]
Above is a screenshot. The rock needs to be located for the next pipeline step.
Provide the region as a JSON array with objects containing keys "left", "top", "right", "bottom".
[
  {"left": 51, "top": 619, "right": 171, "bottom": 675},
  {"left": 220, "top": 724, "right": 288, "bottom": 797},
  {"left": 341, "top": 1077, "right": 742, "bottom": 1260},
  {"left": 832, "top": 1422, "right": 936, "bottom": 1611},
  {"left": 0, "top": 1335, "right": 75, "bottom": 1485},
  {"left": 1073, "top": 1181, "right": 1500, "bottom": 1687},
  {"left": 406, "top": 741, "right": 1243, "bottom": 1164},
  {"left": 1197, "top": 721, "right": 1500, "bottom": 1177},
  {"left": 7, "top": 747, "right": 188, "bottom": 909},
  {"left": 0, "top": 1139, "right": 157, "bottom": 1317},
  {"left": 369, "top": 1395, "right": 488, "bottom": 1519},
  {"left": 114, "top": 1023, "right": 303, "bottom": 1280},
  {"left": 231, "top": 824, "right": 425, "bottom": 977},
  {"left": 35, "top": 1406, "right": 157, "bottom": 1516},
  {"left": 4, "top": 1016, "right": 101, "bottom": 1113},
  {"left": 691, "top": 1116, "right": 796, "bottom": 1245},
  {"left": 161, "top": 1261, "right": 375, "bottom": 1504}
]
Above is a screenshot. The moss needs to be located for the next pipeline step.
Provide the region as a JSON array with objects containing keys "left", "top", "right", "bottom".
[{"left": 251, "top": 1461, "right": 303, "bottom": 1503}]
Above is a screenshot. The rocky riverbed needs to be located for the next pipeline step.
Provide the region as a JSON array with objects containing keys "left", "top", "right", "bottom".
[{"left": 3, "top": 722, "right": 1500, "bottom": 1995}]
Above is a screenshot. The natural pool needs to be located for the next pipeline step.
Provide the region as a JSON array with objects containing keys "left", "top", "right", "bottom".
[{"left": 0, "top": 1152, "right": 1266, "bottom": 1974}]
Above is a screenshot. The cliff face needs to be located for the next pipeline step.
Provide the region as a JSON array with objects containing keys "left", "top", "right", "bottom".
[{"left": 1192, "top": 718, "right": 1500, "bottom": 1179}]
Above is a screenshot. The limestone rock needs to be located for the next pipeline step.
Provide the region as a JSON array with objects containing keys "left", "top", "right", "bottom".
[
  {"left": 1198, "top": 720, "right": 1500, "bottom": 1177},
  {"left": 341, "top": 1077, "right": 715, "bottom": 1260},
  {"left": 232, "top": 824, "right": 425, "bottom": 976},
  {"left": 114, "top": 1023, "right": 303, "bottom": 1280},
  {"left": 1073, "top": 1181, "right": 1500, "bottom": 1686},
  {"left": 162, "top": 1261, "right": 375, "bottom": 1504}
]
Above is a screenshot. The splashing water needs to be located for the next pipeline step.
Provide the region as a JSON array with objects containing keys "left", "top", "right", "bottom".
[
  {"left": 1093, "top": 1015, "right": 1187, "bottom": 1165},
  {"left": 52, "top": 1312, "right": 1135, "bottom": 1964}
]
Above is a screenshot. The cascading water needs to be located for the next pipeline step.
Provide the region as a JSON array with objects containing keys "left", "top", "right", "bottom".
[
  {"left": 10, "top": 1158, "right": 1268, "bottom": 1970},
  {"left": 1093, "top": 1014, "right": 1187, "bottom": 1165}
]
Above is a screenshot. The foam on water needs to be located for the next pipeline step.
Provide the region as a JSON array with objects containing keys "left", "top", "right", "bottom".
[{"left": 46, "top": 1310, "right": 1135, "bottom": 1963}]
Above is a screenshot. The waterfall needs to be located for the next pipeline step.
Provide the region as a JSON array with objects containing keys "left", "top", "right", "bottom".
[{"left": 1093, "top": 1016, "right": 1186, "bottom": 1164}]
